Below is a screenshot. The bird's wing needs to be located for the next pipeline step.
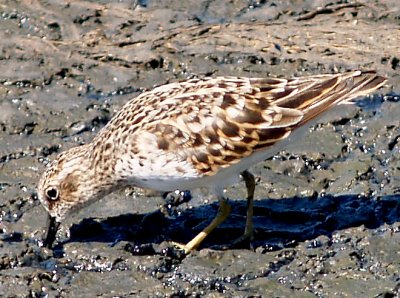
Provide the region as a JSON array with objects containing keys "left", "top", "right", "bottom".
[{"left": 116, "top": 71, "right": 386, "bottom": 176}]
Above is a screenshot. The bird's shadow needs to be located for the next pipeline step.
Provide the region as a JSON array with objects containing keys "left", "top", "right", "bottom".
[{"left": 60, "top": 193, "right": 400, "bottom": 253}]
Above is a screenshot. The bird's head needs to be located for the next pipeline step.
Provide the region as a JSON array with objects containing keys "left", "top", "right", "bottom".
[{"left": 37, "top": 144, "right": 116, "bottom": 247}]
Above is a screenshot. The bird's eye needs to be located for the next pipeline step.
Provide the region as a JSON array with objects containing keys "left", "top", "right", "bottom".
[{"left": 45, "top": 187, "right": 59, "bottom": 201}]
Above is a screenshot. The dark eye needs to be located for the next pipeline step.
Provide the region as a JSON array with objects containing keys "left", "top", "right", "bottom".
[{"left": 45, "top": 187, "right": 59, "bottom": 201}]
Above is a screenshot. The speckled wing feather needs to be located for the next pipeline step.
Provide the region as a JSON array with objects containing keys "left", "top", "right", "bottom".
[{"left": 94, "top": 71, "right": 385, "bottom": 178}]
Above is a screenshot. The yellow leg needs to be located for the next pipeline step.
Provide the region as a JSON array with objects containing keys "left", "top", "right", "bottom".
[
  {"left": 225, "top": 170, "right": 256, "bottom": 248},
  {"left": 174, "top": 171, "right": 255, "bottom": 253},
  {"left": 178, "top": 199, "right": 231, "bottom": 253},
  {"left": 242, "top": 170, "right": 255, "bottom": 239}
]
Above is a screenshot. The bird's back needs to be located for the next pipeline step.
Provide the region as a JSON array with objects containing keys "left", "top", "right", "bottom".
[{"left": 90, "top": 71, "right": 385, "bottom": 190}]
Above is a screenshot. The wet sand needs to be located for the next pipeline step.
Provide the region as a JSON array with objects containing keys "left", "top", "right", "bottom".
[{"left": 0, "top": 0, "right": 399, "bottom": 296}]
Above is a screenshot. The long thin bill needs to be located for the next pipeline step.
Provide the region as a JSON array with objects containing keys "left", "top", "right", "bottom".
[{"left": 43, "top": 214, "right": 61, "bottom": 248}]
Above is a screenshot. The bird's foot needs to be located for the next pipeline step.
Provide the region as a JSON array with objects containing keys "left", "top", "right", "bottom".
[
  {"left": 170, "top": 241, "right": 195, "bottom": 254},
  {"left": 229, "top": 230, "right": 255, "bottom": 250},
  {"left": 210, "top": 229, "right": 256, "bottom": 251}
]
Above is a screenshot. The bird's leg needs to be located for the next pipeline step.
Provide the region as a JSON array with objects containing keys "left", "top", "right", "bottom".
[
  {"left": 225, "top": 170, "right": 256, "bottom": 248},
  {"left": 175, "top": 195, "right": 231, "bottom": 253},
  {"left": 241, "top": 170, "right": 255, "bottom": 240}
]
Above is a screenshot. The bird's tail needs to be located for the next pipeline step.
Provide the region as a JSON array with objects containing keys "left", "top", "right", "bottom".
[
  {"left": 251, "top": 70, "right": 386, "bottom": 128},
  {"left": 279, "top": 70, "right": 386, "bottom": 126}
]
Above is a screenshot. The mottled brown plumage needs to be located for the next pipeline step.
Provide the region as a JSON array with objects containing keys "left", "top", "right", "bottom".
[{"left": 38, "top": 70, "right": 386, "bottom": 251}]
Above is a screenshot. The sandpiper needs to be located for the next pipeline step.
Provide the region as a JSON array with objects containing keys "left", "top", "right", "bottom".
[{"left": 37, "top": 70, "right": 386, "bottom": 252}]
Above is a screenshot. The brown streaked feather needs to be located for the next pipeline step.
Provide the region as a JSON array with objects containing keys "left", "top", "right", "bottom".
[
  {"left": 94, "top": 71, "right": 386, "bottom": 176},
  {"left": 292, "top": 71, "right": 386, "bottom": 126}
]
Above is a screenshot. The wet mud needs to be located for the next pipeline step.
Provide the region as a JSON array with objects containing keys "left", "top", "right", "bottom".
[{"left": 0, "top": 0, "right": 399, "bottom": 297}]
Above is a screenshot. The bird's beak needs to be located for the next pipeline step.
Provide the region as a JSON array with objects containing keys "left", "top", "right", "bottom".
[{"left": 43, "top": 214, "right": 61, "bottom": 248}]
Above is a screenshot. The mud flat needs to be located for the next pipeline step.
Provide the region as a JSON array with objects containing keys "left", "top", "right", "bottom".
[{"left": 0, "top": 0, "right": 399, "bottom": 296}]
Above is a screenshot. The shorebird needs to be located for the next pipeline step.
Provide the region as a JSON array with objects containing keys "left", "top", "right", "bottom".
[{"left": 37, "top": 70, "right": 386, "bottom": 252}]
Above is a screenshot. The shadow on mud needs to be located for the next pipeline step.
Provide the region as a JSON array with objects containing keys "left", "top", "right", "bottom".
[{"left": 60, "top": 194, "right": 399, "bottom": 253}]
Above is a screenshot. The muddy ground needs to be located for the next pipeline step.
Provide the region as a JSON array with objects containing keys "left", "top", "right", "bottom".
[{"left": 0, "top": 0, "right": 399, "bottom": 297}]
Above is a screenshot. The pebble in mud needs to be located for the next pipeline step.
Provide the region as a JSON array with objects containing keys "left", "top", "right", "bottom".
[{"left": 0, "top": 0, "right": 399, "bottom": 297}]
